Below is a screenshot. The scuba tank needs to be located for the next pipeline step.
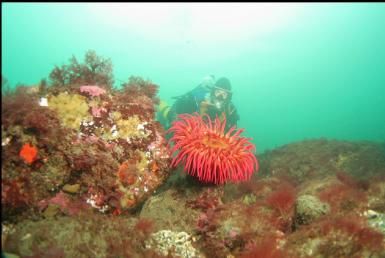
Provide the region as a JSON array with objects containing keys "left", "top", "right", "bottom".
[
  {"left": 172, "top": 74, "right": 215, "bottom": 102},
  {"left": 158, "top": 75, "right": 216, "bottom": 130}
]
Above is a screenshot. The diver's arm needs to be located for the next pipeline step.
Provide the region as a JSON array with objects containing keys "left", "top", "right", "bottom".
[{"left": 226, "top": 103, "right": 240, "bottom": 128}]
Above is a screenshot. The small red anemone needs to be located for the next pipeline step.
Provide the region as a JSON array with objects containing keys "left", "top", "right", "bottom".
[{"left": 19, "top": 143, "right": 38, "bottom": 164}]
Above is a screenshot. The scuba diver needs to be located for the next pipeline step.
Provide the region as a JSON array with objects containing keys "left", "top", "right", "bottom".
[{"left": 157, "top": 75, "right": 239, "bottom": 132}]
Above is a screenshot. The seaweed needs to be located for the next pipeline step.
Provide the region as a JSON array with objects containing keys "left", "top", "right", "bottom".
[
  {"left": 1, "top": 75, "right": 13, "bottom": 96},
  {"left": 238, "top": 235, "right": 285, "bottom": 258},
  {"left": 134, "top": 218, "right": 155, "bottom": 241},
  {"left": 49, "top": 50, "right": 114, "bottom": 89},
  {"left": 266, "top": 181, "right": 296, "bottom": 215},
  {"left": 318, "top": 215, "right": 384, "bottom": 256}
]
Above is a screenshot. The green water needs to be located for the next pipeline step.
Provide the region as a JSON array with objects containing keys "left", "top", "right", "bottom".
[{"left": 2, "top": 3, "right": 385, "bottom": 153}]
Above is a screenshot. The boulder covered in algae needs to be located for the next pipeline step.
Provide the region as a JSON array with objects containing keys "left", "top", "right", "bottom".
[
  {"left": 2, "top": 74, "right": 171, "bottom": 221},
  {"left": 258, "top": 139, "right": 385, "bottom": 184}
]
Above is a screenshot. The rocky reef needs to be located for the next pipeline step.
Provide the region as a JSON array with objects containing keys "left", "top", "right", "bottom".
[{"left": 2, "top": 51, "right": 384, "bottom": 257}]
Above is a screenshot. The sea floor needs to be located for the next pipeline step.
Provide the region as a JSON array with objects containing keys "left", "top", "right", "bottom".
[{"left": 2, "top": 139, "right": 385, "bottom": 258}]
